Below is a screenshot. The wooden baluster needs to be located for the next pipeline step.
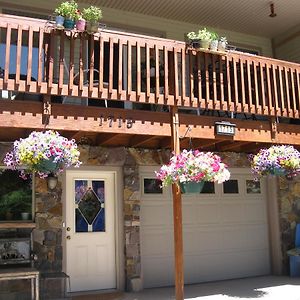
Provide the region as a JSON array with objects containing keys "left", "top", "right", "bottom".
[
  {"left": 146, "top": 44, "right": 150, "bottom": 98},
  {"left": 278, "top": 66, "right": 285, "bottom": 116},
  {"left": 58, "top": 31, "right": 64, "bottom": 90},
  {"left": 290, "top": 69, "right": 297, "bottom": 118},
  {"left": 89, "top": 35, "right": 95, "bottom": 93},
  {"left": 181, "top": 48, "right": 186, "bottom": 105},
  {"left": 37, "top": 28, "right": 44, "bottom": 87},
  {"left": 155, "top": 45, "right": 160, "bottom": 100},
  {"left": 174, "top": 48, "right": 179, "bottom": 105},
  {"left": 118, "top": 39, "right": 123, "bottom": 96},
  {"left": 109, "top": 37, "right": 114, "bottom": 95},
  {"left": 226, "top": 56, "right": 232, "bottom": 111},
  {"left": 15, "top": 25, "right": 22, "bottom": 84},
  {"left": 204, "top": 53, "right": 210, "bottom": 109},
  {"left": 79, "top": 36, "right": 84, "bottom": 91},
  {"left": 259, "top": 62, "right": 266, "bottom": 115},
  {"left": 197, "top": 52, "right": 202, "bottom": 107},
  {"left": 219, "top": 55, "right": 224, "bottom": 110},
  {"left": 127, "top": 40, "right": 132, "bottom": 97},
  {"left": 69, "top": 37, "right": 74, "bottom": 92},
  {"left": 4, "top": 24, "right": 11, "bottom": 83},
  {"left": 240, "top": 58, "right": 246, "bottom": 112},
  {"left": 27, "top": 26, "right": 33, "bottom": 86},
  {"left": 189, "top": 51, "right": 194, "bottom": 106},
  {"left": 212, "top": 54, "right": 218, "bottom": 109},
  {"left": 272, "top": 64, "right": 279, "bottom": 116},
  {"left": 48, "top": 31, "right": 55, "bottom": 88},
  {"left": 232, "top": 57, "right": 239, "bottom": 111},
  {"left": 136, "top": 42, "right": 141, "bottom": 99},
  {"left": 295, "top": 69, "right": 300, "bottom": 118},
  {"left": 266, "top": 64, "right": 274, "bottom": 115},
  {"left": 246, "top": 60, "right": 252, "bottom": 113},
  {"left": 253, "top": 62, "right": 259, "bottom": 114},
  {"left": 284, "top": 67, "right": 291, "bottom": 117},
  {"left": 164, "top": 46, "right": 169, "bottom": 100},
  {"left": 99, "top": 36, "right": 104, "bottom": 95}
]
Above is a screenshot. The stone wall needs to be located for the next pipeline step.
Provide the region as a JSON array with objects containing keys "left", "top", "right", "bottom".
[{"left": 278, "top": 176, "right": 300, "bottom": 274}]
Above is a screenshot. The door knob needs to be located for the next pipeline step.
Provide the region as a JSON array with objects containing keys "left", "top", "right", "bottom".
[
  {"left": 66, "top": 235, "right": 71, "bottom": 240},
  {"left": 66, "top": 227, "right": 71, "bottom": 231}
]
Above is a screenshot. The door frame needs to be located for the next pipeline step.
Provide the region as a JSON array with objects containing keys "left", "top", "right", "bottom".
[{"left": 62, "top": 166, "right": 125, "bottom": 291}]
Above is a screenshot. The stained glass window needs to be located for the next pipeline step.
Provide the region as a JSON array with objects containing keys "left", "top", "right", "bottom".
[{"left": 75, "top": 180, "right": 105, "bottom": 232}]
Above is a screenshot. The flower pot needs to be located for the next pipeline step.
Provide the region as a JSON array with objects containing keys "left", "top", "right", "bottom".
[
  {"left": 76, "top": 19, "right": 86, "bottom": 31},
  {"left": 218, "top": 41, "right": 227, "bottom": 52},
  {"left": 190, "top": 39, "right": 201, "bottom": 49},
  {"left": 21, "top": 212, "right": 31, "bottom": 220},
  {"left": 63, "top": 19, "right": 75, "bottom": 30},
  {"left": 210, "top": 40, "right": 218, "bottom": 51},
  {"left": 271, "top": 168, "right": 286, "bottom": 176},
  {"left": 55, "top": 15, "right": 64, "bottom": 28},
  {"left": 37, "top": 157, "right": 60, "bottom": 174},
  {"left": 199, "top": 40, "right": 210, "bottom": 50},
  {"left": 86, "top": 21, "right": 99, "bottom": 34},
  {"left": 180, "top": 181, "right": 205, "bottom": 194}
]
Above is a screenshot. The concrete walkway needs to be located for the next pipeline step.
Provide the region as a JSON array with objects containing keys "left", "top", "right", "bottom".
[{"left": 120, "top": 276, "right": 300, "bottom": 300}]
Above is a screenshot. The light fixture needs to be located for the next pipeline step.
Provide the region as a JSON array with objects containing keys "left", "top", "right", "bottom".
[
  {"left": 47, "top": 175, "right": 58, "bottom": 190},
  {"left": 215, "top": 121, "right": 236, "bottom": 136},
  {"left": 269, "top": 3, "right": 277, "bottom": 18}
]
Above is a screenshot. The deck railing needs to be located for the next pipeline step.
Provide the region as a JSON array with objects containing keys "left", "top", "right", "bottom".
[{"left": 0, "top": 13, "right": 300, "bottom": 119}]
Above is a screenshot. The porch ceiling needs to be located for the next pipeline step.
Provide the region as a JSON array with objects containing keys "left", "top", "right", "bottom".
[{"left": 87, "top": 0, "right": 300, "bottom": 38}]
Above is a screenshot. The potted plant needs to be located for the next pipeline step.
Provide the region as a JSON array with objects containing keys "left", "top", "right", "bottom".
[
  {"left": 82, "top": 5, "right": 102, "bottom": 34},
  {"left": 187, "top": 31, "right": 200, "bottom": 49},
  {"left": 249, "top": 145, "right": 300, "bottom": 181},
  {"left": 0, "top": 190, "right": 32, "bottom": 220},
  {"left": 156, "top": 149, "right": 230, "bottom": 193},
  {"left": 75, "top": 10, "right": 86, "bottom": 32},
  {"left": 54, "top": 0, "right": 78, "bottom": 30},
  {"left": 210, "top": 32, "right": 219, "bottom": 51},
  {"left": 198, "top": 28, "right": 212, "bottom": 50},
  {"left": 4, "top": 130, "right": 81, "bottom": 179},
  {"left": 218, "top": 36, "right": 228, "bottom": 52}
]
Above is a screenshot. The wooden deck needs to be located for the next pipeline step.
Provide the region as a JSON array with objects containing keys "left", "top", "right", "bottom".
[{"left": 0, "top": 13, "right": 299, "bottom": 151}]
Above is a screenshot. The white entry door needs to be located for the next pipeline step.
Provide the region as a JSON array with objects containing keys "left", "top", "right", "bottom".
[{"left": 66, "top": 170, "right": 116, "bottom": 292}]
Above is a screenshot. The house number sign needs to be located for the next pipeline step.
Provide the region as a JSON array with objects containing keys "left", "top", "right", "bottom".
[{"left": 99, "top": 115, "right": 133, "bottom": 129}]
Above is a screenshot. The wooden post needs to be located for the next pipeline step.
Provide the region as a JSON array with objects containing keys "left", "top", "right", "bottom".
[{"left": 170, "top": 106, "right": 184, "bottom": 300}]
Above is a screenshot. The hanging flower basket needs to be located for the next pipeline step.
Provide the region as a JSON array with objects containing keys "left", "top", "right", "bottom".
[
  {"left": 179, "top": 181, "right": 205, "bottom": 194},
  {"left": 156, "top": 149, "right": 230, "bottom": 193},
  {"left": 4, "top": 130, "right": 81, "bottom": 179},
  {"left": 249, "top": 145, "right": 300, "bottom": 180}
]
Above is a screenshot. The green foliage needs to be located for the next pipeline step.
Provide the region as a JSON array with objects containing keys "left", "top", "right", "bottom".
[
  {"left": 198, "top": 28, "right": 212, "bottom": 41},
  {"left": 187, "top": 28, "right": 217, "bottom": 41},
  {"left": 0, "top": 169, "right": 32, "bottom": 220},
  {"left": 210, "top": 31, "right": 219, "bottom": 41},
  {"left": 82, "top": 6, "right": 102, "bottom": 22},
  {"left": 54, "top": 0, "right": 78, "bottom": 20},
  {"left": 186, "top": 31, "right": 198, "bottom": 41}
]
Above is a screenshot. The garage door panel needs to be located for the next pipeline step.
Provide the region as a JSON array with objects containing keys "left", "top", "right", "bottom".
[
  {"left": 141, "top": 203, "right": 173, "bottom": 226},
  {"left": 140, "top": 169, "right": 270, "bottom": 288},
  {"left": 244, "top": 202, "right": 267, "bottom": 223},
  {"left": 220, "top": 203, "right": 245, "bottom": 223},
  {"left": 141, "top": 229, "right": 173, "bottom": 256},
  {"left": 142, "top": 257, "right": 174, "bottom": 288},
  {"left": 183, "top": 229, "right": 221, "bottom": 254}
]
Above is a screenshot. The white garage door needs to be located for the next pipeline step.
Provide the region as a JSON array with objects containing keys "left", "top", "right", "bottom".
[{"left": 140, "top": 167, "right": 271, "bottom": 288}]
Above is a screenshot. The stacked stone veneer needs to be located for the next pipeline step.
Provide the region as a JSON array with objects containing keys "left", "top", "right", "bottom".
[{"left": 0, "top": 142, "right": 297, "bottom": 290}]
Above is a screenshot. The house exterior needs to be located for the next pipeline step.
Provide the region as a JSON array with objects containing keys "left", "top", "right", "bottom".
[{"left": 0, "top": 0, "right": 300, "bottom": 298}]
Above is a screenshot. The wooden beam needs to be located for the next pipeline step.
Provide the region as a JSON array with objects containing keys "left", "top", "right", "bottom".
[
  {"left": 218, "top": 141, "right": 253, "bottom": 152},
  {"left": 160, "top": 137, "right": 171, "bottom": 149},
  {"left": 129, "top": 135, "right": 157, "bottom": 147},
  {"left": 170, "top": 106, "right": 184, "bottom": 300},
  {"left": 0, "top": 101, "right": 300, "bottom": 145}
]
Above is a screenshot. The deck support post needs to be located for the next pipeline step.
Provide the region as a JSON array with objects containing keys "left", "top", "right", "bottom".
[{"left": 170, "top": 106, "right": 184, "bottom": 300}]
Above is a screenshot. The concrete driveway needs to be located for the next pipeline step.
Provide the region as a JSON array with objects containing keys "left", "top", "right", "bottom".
[{"left": 120, "top": 276, "right": 300, "bottom": 300}]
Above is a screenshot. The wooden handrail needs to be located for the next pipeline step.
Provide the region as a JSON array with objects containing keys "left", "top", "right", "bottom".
[{"left": 0, "top": 13, "right": 300, "bottom": 119}]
